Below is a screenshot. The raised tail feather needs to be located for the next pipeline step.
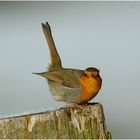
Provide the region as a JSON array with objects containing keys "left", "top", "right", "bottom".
[{"left": 41, "top": 22, "right": 62, "bottom": 70}]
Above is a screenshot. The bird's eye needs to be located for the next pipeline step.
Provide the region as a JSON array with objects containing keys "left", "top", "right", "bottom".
[
  {"left": 84, "top": 73, "right": 87, "bottom": 77},
  {"left": 92, "top": 73, "right": 99, "bottom": 78}
]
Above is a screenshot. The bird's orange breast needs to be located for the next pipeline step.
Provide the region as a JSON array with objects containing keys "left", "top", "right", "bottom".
[{"left": 75, "top": 76, "right": 102, "bottom": 104}]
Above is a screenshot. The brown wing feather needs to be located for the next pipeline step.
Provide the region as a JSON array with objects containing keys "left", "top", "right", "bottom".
[{"left": 43, "top": 68, "right": 84, "bottom": 88}]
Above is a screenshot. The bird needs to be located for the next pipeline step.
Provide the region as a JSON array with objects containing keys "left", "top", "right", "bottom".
[{"left": 34, "top": 22, "right": 102, "bottom": 107}]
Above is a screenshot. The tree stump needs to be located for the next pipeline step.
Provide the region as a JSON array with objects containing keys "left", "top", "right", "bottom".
[{"left": 0, "top": 103, "right": 111, "bottom": 139}]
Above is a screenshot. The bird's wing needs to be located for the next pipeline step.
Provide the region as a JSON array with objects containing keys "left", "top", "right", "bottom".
[{"left": 45, "top": 69, "right": 84, "bottom": 88}]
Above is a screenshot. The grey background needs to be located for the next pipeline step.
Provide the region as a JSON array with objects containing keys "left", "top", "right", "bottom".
[{"left": 0, "top": 1, "right": 140, "bottom": 138}]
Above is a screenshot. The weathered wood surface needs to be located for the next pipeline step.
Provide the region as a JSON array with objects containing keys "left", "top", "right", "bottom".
[{"left": 0, "top": 103, "right": 111, "bottom": 139}]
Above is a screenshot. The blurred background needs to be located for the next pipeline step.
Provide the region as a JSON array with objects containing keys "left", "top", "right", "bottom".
[{"left": 0, "top": 1, "right": 140, "bottom": 138}]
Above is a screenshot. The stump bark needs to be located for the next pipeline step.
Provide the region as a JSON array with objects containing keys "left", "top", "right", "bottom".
[{"left": 0, "top": 103, "right": 111, "bottom": 139}]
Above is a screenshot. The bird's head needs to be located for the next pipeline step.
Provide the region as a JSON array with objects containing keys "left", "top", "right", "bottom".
[{"left": 84, "top": 67, "right": 100, "bottom": 78}]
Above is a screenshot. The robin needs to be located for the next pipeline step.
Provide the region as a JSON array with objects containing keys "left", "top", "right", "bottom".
[{"left": 34, "top": 22, "right": 102, "bottom": 107}]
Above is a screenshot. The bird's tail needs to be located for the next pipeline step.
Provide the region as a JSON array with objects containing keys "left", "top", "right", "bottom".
[{"left": 41, "top": 22, "right": 62, "bottom": 70}]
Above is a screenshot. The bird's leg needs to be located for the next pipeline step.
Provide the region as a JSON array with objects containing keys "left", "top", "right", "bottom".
[{"left": 57, "top": 100, "right": 85, "bottom": 109}]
